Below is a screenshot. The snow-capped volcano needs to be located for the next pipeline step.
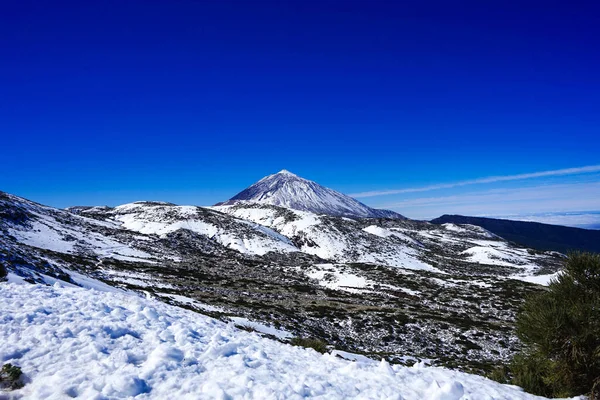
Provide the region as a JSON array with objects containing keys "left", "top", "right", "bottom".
[{"left": 217, "top": 170, "right": 404, "bottom": 219}]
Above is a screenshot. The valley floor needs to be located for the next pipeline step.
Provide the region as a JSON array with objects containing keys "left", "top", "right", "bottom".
[{"left": 0, "top": 279, "right": 572, "bottom": 400}]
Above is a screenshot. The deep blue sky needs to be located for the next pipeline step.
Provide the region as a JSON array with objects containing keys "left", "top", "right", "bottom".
[{"left": 1, "top": 1, "right": 599, "bottom": 222}]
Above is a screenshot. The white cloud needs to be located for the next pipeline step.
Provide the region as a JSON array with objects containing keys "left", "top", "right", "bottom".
[
  {"left": 499, "top": 212, "right": 600, "bottom": 229},
  {"left": 382, "top": 182, "right": 600, "bottom": 220},
  {"left": 351, "top": 165, "right": 600, "bottom": 198}
]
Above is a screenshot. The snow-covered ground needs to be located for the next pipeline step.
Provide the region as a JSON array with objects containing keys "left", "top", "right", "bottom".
[
  {"left": 111, "top": 203, "right": 299, "bottom": 256},
  {"left": 510, "top": 272, "right": 561, "bottom": 286},
  {"left": 362, "top": 225, "right": 422, "bottom": 247},
  {"left": 0, "top": 281, "right": 568, "bottom": 399},
  {"left": 8, "top": 210, "right": 155, "bottom": 263},
  {"left": 461, "top": 246, "right": 525, "bottom": 267},
  {"left": 305, "top": 263, "right": 421, "bottom": 296},
  {"left": 215, "top": 204, "right": 439, "bottom": 272},
  {"left": 305, "top": 264, "right": 371, "bottom": 294},
  {"left": 229, "top": 317, "right": 293, "bottom": 340}
]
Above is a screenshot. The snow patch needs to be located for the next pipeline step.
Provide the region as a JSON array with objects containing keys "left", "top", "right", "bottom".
[
  {"left": 229, "top": 317, "right": 293, "bottom": 340},
  {"left": 510, "top": 272, "right": 561, "bottom": 286}
]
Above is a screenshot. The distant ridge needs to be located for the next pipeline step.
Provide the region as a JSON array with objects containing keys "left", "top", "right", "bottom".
[
  {"left": 431, "top": 214, "right": 600, "bottom": 254},
  {"left": 216, "top": 170, "right": 405, "bottom": 219}
]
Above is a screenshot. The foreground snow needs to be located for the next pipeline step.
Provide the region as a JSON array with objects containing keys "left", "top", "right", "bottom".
[{"left": 0, "top": 282, "right": 561, "bottom": 400}]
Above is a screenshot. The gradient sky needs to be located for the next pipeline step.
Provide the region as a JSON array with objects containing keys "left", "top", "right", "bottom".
[{"left": 1, "top": 1, "right": 599, "bottom": 226}]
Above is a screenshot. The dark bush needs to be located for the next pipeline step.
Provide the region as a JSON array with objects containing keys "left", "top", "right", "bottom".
[
  {"left": 289, "top": 337, "right": 329, "bottom": 353},
  {"left": 0, "top": 363, "right": 23, "bottom": 390},
  {"left": 234, "top": 324, "right": 257, "bottom": 333},
  {"left": 487, "top": 364, "right": 510, "bottom": 384},
  {"left": 0, "top": 263, "right": 6, "bottom": 280},
  {"left": 512, "top": 252, "right": 600, "bottom": 398}
]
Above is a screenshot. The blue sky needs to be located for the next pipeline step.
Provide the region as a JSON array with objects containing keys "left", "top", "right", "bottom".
[{"left": 1, "top": 1, "right": 599, "bottom": 226}]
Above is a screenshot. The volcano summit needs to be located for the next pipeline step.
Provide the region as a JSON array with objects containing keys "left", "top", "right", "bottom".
[{"left": 217, "top": 170, "right": 404, "bottom": 219}]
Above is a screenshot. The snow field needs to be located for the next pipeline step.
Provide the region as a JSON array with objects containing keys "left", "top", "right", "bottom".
[
  {"left": 218, "top": 206, "right": 439, "bottom": 272},
  {"left": 305, "top": 264, "right": 421, "bottom": 296},
  {"left": 112, "top": 203, "right": 298, "bottom": 256},
  {"left": 461, "top": 246, "right": 525, "bottom": 267},
  {"left": 0, "top": 282, "right": 563, "bottom": 399},
  {"left": 9, "top": 212, "right": 154, "bottom": 262}
]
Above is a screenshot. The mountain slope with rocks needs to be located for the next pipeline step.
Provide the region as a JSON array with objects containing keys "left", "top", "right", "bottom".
[{"left": 217, "top": 170, "right": 405, "bottom": 219}]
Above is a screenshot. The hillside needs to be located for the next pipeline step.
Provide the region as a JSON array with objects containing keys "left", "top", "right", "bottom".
[{"left": 431, "top": 214, "right": 600, "bottom": 254}]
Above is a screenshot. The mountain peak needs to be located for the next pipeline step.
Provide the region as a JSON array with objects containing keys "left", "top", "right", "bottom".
[
  {"left": 216, "top": 171, "right": 405, "bottom": 219},
  {"left": 276, "top": 169, "right": 297, "bottom": 176},
  {"left": 261, "top": 169, "right": 302, "bottom": 182}
]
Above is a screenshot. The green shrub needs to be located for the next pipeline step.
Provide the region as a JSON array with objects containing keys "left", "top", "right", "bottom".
[
  {"left": 512, "top": 252, "right": 600, "bottom": 398},
  {"left": 289, "top": 337, "right": 329, "bottom": 353},
  {"left": 0, "top": 363, "right": 23, "bottom": 390},
  {"left": 509, "top": 353, "right": 555, "bottom": 397},
  {"left": 487, "top": 364, "right": 510, "bottom": 384}
]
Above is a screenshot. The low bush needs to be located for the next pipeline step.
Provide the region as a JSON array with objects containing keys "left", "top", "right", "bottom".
[
  {"left": 289, "top": 337, "right": 329, "bottom": 353},
  {"left": 487, "top": 365, "right": 510, "bottom": 384},
  {"left": 0, "top": 363, "right": 23, "bottom": 390}
]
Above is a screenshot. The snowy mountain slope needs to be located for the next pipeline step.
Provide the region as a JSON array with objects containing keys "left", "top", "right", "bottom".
[
  {"left": 0, "top": 192, "right": 158, "bottom": 263},
  {"left": 216, "top": 170, "right": 405, "bottom": 219},
  {"left": 0, "top": 191, "right": 298, "bottom": 260},
  {"left": 214, "top": 203, "right": 436, "bottom": 271},
  {"left": 1, "top": 189, "right": 566, "bottom": 375},
  {"left": 0, "top": 191, "right": 305, "bottom": 291},
  {"left": 107, "top": 201, "right": 299, "bottom": 256},
  {"left": 0, "top": 281, "right": 566, "bottom": 400},
  {"left": 213, "top": 202, "right": 561, "bottom": 277}
]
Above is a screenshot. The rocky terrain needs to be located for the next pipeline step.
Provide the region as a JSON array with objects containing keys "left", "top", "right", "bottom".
[{"left": 0, "top": 172, "right": 565, "bottom": 375}]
